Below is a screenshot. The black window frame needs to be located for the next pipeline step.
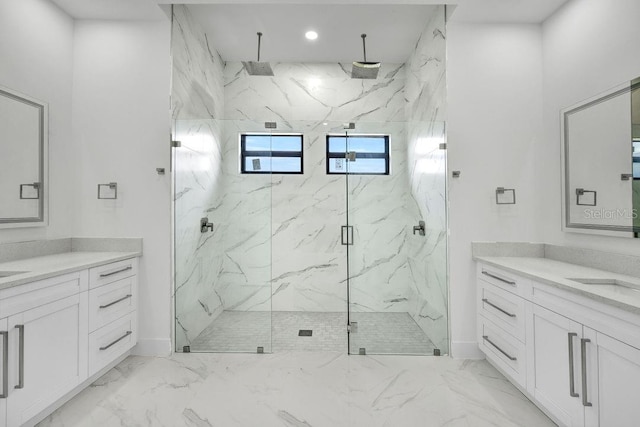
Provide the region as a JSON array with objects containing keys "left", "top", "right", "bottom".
[
  {"left": 326, "top": 134, "right": 390, "bottom": 175},
  {"left": 240, "top": 133, "right": 304, "bottom": 174}
]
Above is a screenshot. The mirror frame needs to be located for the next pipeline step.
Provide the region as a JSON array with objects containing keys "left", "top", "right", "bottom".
[
  {"left": 561, "top": 80, "right": 639, "bottom": 237},
  {"left": 0, "top": 85, "right": 48, "bottom": 228}
]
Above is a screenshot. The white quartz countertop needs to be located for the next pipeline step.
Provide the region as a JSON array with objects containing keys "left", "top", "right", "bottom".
[
  {"left": 0, "top": 251, "right": 141, "bottom": 291},
  {"left": 474, "top": 256, "right": 640, "bottom": 315}
]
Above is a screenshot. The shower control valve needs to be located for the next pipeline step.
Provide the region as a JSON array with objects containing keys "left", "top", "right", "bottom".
[{"left": 200, "top": 217, "right": 214, "bottom": 233}]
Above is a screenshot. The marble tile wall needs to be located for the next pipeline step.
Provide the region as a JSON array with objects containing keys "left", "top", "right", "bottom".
[
  {"left": 172, "top": 5, "right": 226, "bottom": 350},
  {"left": 404, "top": 6, "right": 449, "bottom": 351},
  {"left": 220, "top": 62, "right": 420, "bottom": 314}
]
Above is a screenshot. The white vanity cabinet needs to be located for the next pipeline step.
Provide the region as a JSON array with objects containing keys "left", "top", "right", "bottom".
[
  {"left": 477, "top": 262, "right": 640, "bottom": 427},
  {"left": 0, "top": 257, "right": 138, "bottom": 427}
]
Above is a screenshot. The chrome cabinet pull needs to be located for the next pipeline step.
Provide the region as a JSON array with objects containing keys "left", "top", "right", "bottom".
[
  {"left": 568, "top": 332, "right": 579, "bottom": 397},
  {"left": 100, "top": 330, "right": 132, "bottom": 351},
  {"left": 1, "top": 331, "right": 7, "bottom": 398},
  {"left": 15, "top": 325, "right": 24, "bottom": 389},
  {"left": 481, "top": 298, "right": 516, "bottom": 317},
  {"left": 581, "top": 338, "right": 592, "bottom": 407},
  {"left": 481, "top": 270, "right": 516, "bottom": 285},
  {"left": 99, "top": 294, "right": 132, "bottom": 309},
  {"left": 99, "top": 266, "right": 132, "bottom": 278},
  {"left": 482, "top": 335, "right": 517, "bottom": 361}
]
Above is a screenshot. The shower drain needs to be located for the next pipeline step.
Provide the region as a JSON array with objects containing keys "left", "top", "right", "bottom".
[{"left": 298, "top": 330, "right": 313, "bottom": 337}]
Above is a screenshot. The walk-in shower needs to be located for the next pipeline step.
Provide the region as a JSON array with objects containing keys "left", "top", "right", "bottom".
[{"left": 171, "top": 4, "right": 448, "bottom": 356}]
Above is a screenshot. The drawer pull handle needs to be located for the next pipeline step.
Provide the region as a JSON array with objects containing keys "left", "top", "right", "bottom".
[
  {"left": 481, "top": 270, "right": 516, "bottom": 285},
  {"left": 15, "top": 325, "right": 24, "bottom": 389},
  {"left": 482, "top": 335, "right": 517, "bottom": 361},
  {"left": 100, "top": 294, "right": 133, "bottom": 309},
  {"left": 100, "top": 330, "right": 132, "bottom": 351},
  {"left": 581, "top": 338, "right": 592, "bottom": 407},
  {"left": 481, "top": 298, "right": 516, "bottom": 317},
  {"left": 568, "top": 332, "right": 579, "bottom": 397},
  {"left": 1, "top": 331, "right": 7, "bottom": 399},
  {"left": 99, "top": 266, "right": 133, "bottom": 278}
]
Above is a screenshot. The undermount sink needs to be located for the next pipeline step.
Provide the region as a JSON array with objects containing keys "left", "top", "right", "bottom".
[
  {"left": 566, "top": 278, "right": 640, "bottom": 297},
  {"left": 0, "top": 271, "right": 27, "bottom": 278}
]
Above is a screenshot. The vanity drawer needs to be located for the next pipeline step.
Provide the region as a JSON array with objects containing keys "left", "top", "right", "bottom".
[
  {"left": 478, "top": 281, "right": 526, "bottom": 342},
  {"left": 477, "top": 264, "right": 530, "bottom": 298},
  {"left": 88, "top": 276, "right": 136, "bottom": 333},
  {"left": 478, "top": 315, "right": 527, "bottom": 388},
  {"left": 89, "top": 258, "right": 137, "bottom": 289},
  {"left": 88, "top": 312, "right": 137, "bottom": 376}
]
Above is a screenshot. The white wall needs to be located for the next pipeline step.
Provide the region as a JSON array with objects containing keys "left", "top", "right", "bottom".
[
  {"left": 0, "top": 0, "right": 75, "bottom": 241},
  {"left": 447, "top": 22, "right": 544, "bottom": 358},
  {"left": 71, "top": 19, "right": 172, "bottom": 355},
  {"left": 540, "top": 0, "right": 640, "bottom": 252}
]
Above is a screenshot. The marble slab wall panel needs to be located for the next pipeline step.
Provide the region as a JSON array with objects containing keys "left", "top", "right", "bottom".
[
  {"left": 172, "top": 4, "right": 226, "bottom": 350},
  {"left": 404, "top": 6, "right": 449, "bottom": 351},
  {"left": 224, "top": 62, "right": 406, "bottom": 123}
]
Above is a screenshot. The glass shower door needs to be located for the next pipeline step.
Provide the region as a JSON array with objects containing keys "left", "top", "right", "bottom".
[
  {"left": 345, "top": 121, "right": 448, "bottom": 355},
  {"left": 173, "top": 119, "right": 272, "bottom": 353}
]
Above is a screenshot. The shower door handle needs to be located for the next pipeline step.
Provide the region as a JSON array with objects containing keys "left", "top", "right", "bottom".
[{"left": 341, "top": 226, "right": 354, "bottom": 245}]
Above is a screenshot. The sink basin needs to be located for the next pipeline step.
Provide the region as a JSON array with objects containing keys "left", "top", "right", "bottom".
[
  {"left": 566, "top": 278, "right": 640, "bottom": 297},
  {"left": 0, "top": 271, "right": 27, "bottom": 278}
]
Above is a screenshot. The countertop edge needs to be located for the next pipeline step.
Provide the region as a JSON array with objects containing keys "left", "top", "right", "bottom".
[
  {"left": 0, "top": 251, "right": 142, "bottom": 292},
  {"left": 474, "top": 256, "right": 640, "bottom": 316}
]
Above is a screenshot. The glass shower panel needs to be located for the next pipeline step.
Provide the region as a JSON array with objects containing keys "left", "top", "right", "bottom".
[
  {"left": 173, "top": 119, "right": 272, "bottom": 353},
  {"left": 346, "top": 121, "right": 448, "bottom": 355}
]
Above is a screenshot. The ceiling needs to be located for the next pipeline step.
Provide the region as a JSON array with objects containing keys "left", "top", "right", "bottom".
[
  {"left": 189, "top": 4, "right": 439, "bottom": 63},
  {"left": 50, "top": 0, "right": 570, "bottom": 62}
]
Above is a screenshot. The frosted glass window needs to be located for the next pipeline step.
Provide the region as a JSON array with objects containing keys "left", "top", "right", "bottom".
[{"left": 241, "top": 134, "right": 303, "bottom": 174}]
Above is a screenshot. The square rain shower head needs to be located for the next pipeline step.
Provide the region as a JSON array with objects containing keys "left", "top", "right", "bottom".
[
  {"left": 351, "top": 61, "right": 381, "bottom": 79},
  {"left": 242, "top": 61, "right": 274, "bottom": 76}
]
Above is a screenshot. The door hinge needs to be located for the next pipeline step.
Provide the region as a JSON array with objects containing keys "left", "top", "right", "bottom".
[
  {"left": 171, "top": 140, "right": 181, "bottom": 148},
  {"left": 439, "top": 143, "right": 447, "bottom": 150}
]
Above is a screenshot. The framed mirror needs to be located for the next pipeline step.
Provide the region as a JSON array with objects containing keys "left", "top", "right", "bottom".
[{"left": 0, "top": 86, "right": 48, "bottom": 227}]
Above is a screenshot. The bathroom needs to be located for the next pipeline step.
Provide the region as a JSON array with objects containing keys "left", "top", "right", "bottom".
[{"left": 0, "top": 0, "right": 639, "bottom": 426}]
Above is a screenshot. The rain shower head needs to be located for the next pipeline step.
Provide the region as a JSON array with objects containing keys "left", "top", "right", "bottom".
[
  {"left": 351, "top": 34, "right": 380, "bottom": 80},
  {"left": 243, "top": 32, "right": 274, "bottom": 76}
]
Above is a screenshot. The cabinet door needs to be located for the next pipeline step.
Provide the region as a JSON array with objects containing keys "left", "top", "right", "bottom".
[
  {"left": 583, "top": 328, "right": 640, "bottom": 427},
  {"left": 0, "top": 318, "right": 7, "bottom": 427},
  {"left": 529, "top": 304, "right": 584, "bottom": 427},
  {"left": 6, "top": 293, "right": 87, "bottom": 426}
]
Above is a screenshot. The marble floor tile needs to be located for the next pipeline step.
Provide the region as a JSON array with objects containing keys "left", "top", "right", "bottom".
[{"left": 38, "top": 353, "right": 556, "bottom": 427}]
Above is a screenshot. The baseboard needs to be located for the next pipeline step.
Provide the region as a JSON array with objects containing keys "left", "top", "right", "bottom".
[
  {"left": 133, "top": 338, "right": 172, "bottom": 356},
  {"left": 450, "top": 341, "right": 484, "bottom": 359}
]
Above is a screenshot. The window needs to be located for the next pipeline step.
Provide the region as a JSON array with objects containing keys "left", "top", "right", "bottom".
[
  {"left": 241, "top": 134, "right": 303, "bottom": 174},
  {"left": 326, "top": 135, "right": 390, "bottom": 175}
]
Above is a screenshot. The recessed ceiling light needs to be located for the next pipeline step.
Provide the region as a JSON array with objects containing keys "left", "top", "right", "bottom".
[{"left": 305, "top": 31, "right": 318, "bottom": 41}]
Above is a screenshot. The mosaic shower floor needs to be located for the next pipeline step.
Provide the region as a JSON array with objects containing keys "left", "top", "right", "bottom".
[{"left": 189, "top": 311, "right": 437, "bottom": 354}]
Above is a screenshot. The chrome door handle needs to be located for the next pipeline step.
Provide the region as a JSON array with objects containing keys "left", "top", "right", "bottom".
[
  {"left": 482, "top": 335, "right": 517, "bottom": 361},
  {"left": 481, "top": 270, "right": 516, "bottom": 285},
  {"left": 100, "top": 330, "right": 132, "bottom": 351},
  {"left": 581, "top": 338, "right": 592, "bottom": 407},
  {"left": 15, "top": 325, "right": 24, "bottom": 389},
  {"left": 99, "top": 294, "right": 132, "bottom": 309},
  {"left": 99, "top": 266, "right": 132, "bottom": 278},
  {"left": 1, "top": 331, "right": 7, "bottom": 398},
  {"left": 568, "top": 332, "right": 579, "bottom": 397},
  {"left": 481, "top": 298, "right": 516, "bottom": 317}
]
